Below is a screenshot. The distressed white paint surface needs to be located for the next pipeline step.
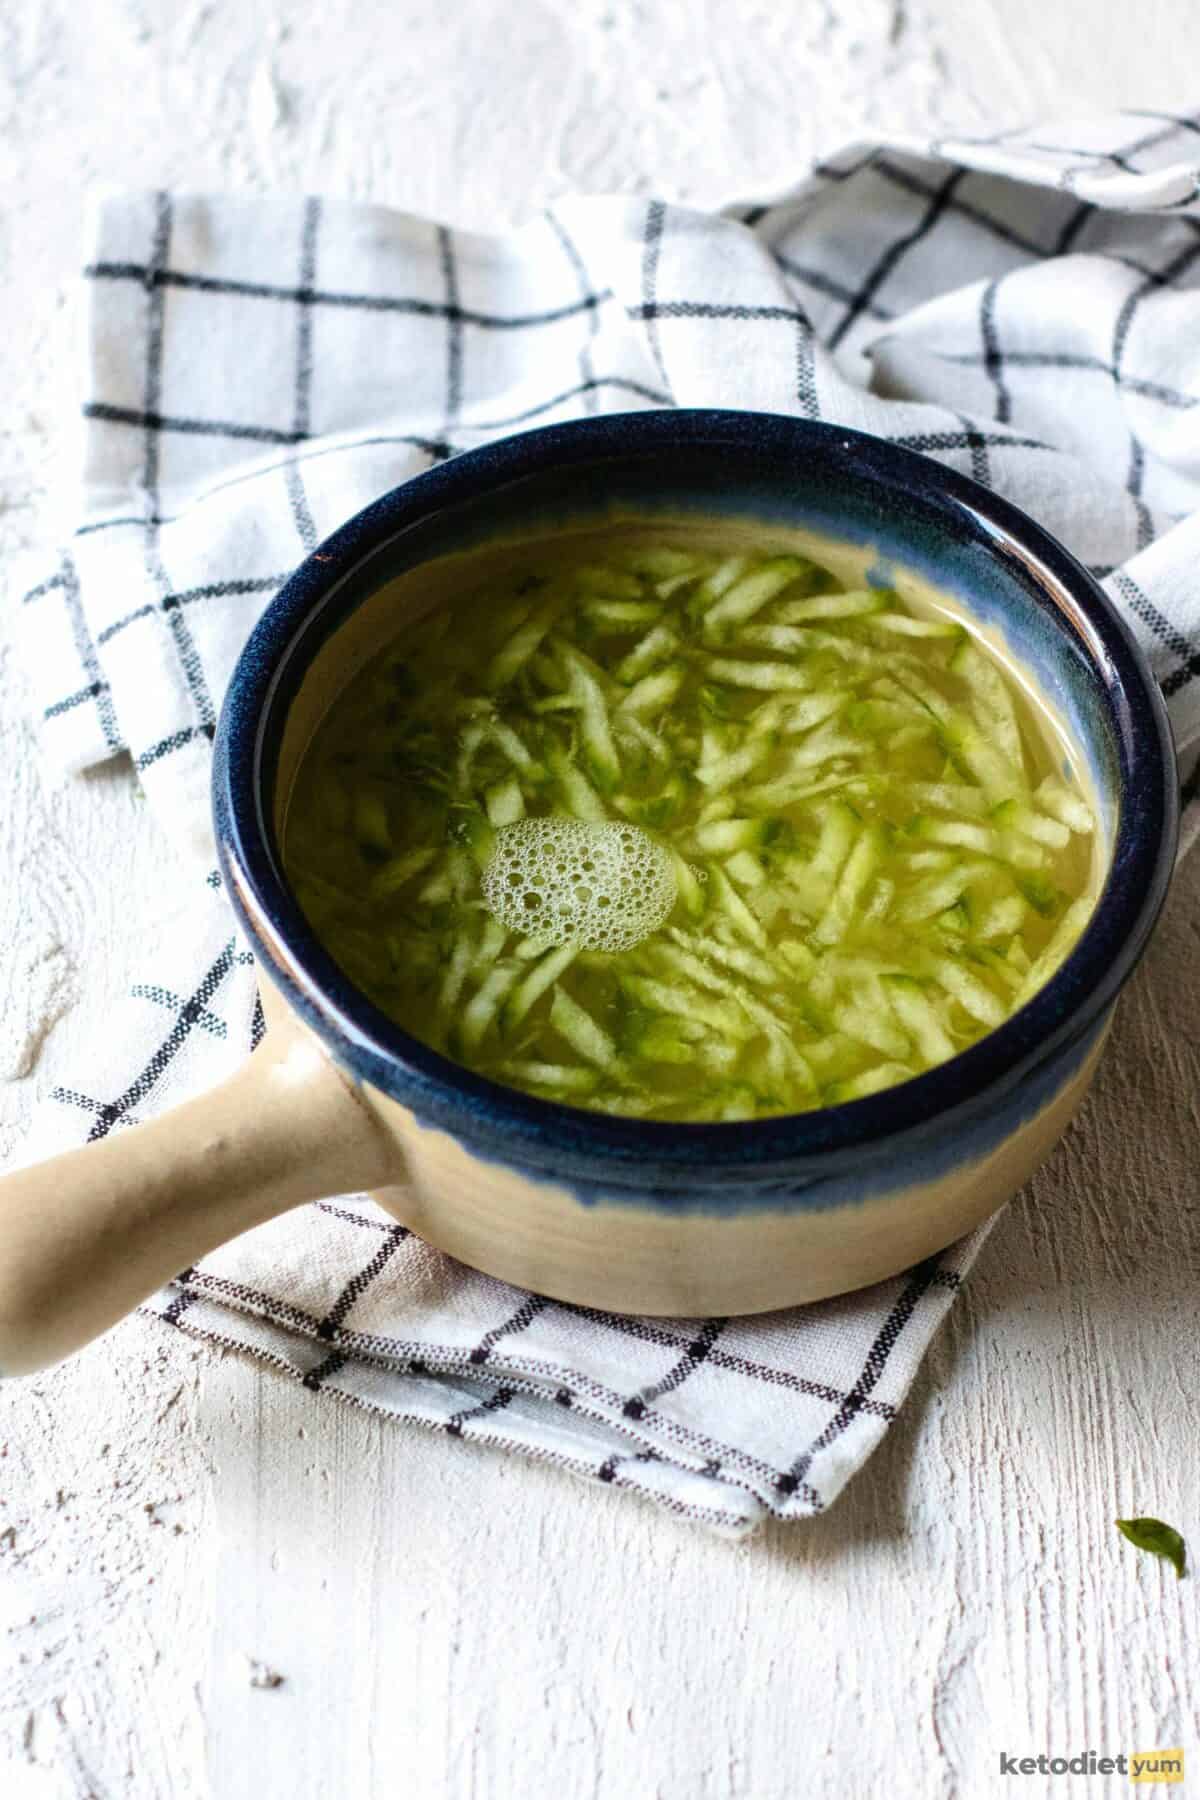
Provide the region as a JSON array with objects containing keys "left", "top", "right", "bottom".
[{"left": 2, "top": 4, "right": 1199, "bottom": 1796}]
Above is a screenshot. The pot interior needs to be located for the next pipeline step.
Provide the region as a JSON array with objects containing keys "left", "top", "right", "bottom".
[
  {"left": 218, "top": 418, "right": 1174, "bottom": 1185},
  {"left": 268, "top": 496, "right": 1119, "bottom": 900}
]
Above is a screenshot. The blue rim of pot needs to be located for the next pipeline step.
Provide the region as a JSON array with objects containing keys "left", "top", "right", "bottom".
[{"left": 214, "top": 410, "right": 1179, "bottom": 1188}]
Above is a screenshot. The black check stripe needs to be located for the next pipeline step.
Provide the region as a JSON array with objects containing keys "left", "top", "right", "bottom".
[
  {"left": 918, "top": 347, "right": 1200, "bottom": 412},
  {"left": 468, "top": 1295, "right": 550, "bottom": 1365},
  {"left": 1111, "top": 232, "right": 1200, "bottom": 551},
  {"left": 485, "top": 1367, "right": 804, "bottom": 1494},
  {"left": 36, "top": 554, "right": 122, "bottom": 754},
  {"left": 85, "top": 401, "right": 306, "bottom": 446},
  {"left": 284, "top": 197, "right": 322, "bottom": 552},
  {"left": 303, "top": 1350, "right": 347, "bottom": 1392},
  {"left": 954, "top": 411, "right": 992, "bottom": 487},
  {"left": 80, "top": 376, "right": 669, "bottom": 467},
  {"left": 775, "top": 1257, "right": 947, "bottom": 1498},
  {"left": 872, "top": 157, "right": 1049, "bottom": 263},
  {"left": 755, "top": 150, "right": 1185, "bottom": 342},
  {"left": 772, "top": 248, "right": 896, "bottom": 323},
  {"left": 565, "top": 1303, "right": 895, "bottom": 1421},
  {"left": 446, "top": 1386, "right": 516, "bottom": 1437},
  {"left": 51, "top": 940, "right": 236, "bottom": 1142},
  {"left": 809, "top": 149, "right": 883, "bottom": 187},
  {"left": 622, "top": 1317, "right": 728, "bottom": 1418},
  {"left": 633, "top": 299, "right": 812, "bottom": 325},
  {"left": 76, "top": 511, "right": 168, "bottom": 537},
  {"left": 1048, "top": 120, "right": 1200, "bottom": 199},
  {"left": 136, "top": 725, "right": 212, "bottom": 771},
  {"left": 178, "top": 1265, "right": 332, "bottom": 1337},
  {"left": 98, "top": 575, "right": 286, "bottom": 649},
  {"left": 1053, "top": 201, "right": 1095, "bottom": 255},
  {"left": 545, "top": 210, "right": 602, "bottom": 416},
  {"left": 43, "top": 682, "right": 107, "bottom": 723},
  {"left": 944, "top": 111, "right": 1200, "bottom": 171},
  {"left": 978, "top": 277, "right": 1012, "bottom": 424},
  {"left": 140, "top": 193, "right": 172, "bottom": 506},
  {"left": 22, "top": 571, "right": 67, "bottom": 604},
  {"left": 598, "top": 1446, "right": 660, "bottom": 1485},
  {"left": 871, "top": 156, "right": 1179, "bottom": 281},
  {"left": 131, "top": 981, "right": 227, "bottom": 1038},
  {"left": 639, "top": 200, "right": 670, "bottom": 389},
  {"left": 314, "top": 1223, "right": 410, "bottom": 1341},
  {"left": 86, "top": 259, "right": 610, "bottom": 328},
  {"left": 1122, "top": 110, "right": 1200, "bottom": 149},
  {"left": 829, "top": 166, "right": 967, "bottom": 351},
  {"left": 1020, "top": 127, "right": 1189, "bottom": 173},
  {"left": 136, "top": 193, "right": 220, "bottom": 745},
  {"left": 437, "top": 225, "right": 464, "bottom": 433},
  {"left": 627, "top": 292, "right": 822, "bottom": 412},
  {"left": 315, "top": 1199, "right": 395, "bottom": 1232},
  {"left": 161, "top": 1281, "right": 199, "bottom": 1329},
  {"left": 1110, "top": 568, "right": 1200, "bottom": 699},
  {"left": 1152, "top": 189, "right": 1200, "bottom": 215},
  {"left": 884, "top": 427, "right": 1053, "bottom": 457},
  {"left": 794, "top": 302, "right": 820, "bottom": 418},
  {"left": 83, "top": 379, "right": 668, "bottom": 467},
  {"left": 162, "top": 607, "right": 217, "bottom": 738}
]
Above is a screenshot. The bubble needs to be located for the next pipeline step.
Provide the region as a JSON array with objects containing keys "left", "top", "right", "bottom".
[{"left": 481, "top": 818, "right": 677, "bottom": 953}]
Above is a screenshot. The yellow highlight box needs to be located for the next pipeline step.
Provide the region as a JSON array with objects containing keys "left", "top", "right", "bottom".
[{"left": 1130, "top": 1748, "right": 1185, "bottom": 1784}]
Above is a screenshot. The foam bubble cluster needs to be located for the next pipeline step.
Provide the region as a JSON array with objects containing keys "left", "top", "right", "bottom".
[{"left": 481, "top": 818, "right": 677, "bottom": 953}]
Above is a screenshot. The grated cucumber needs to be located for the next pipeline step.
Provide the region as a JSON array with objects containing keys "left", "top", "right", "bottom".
[
  {"left": 368, "top": 847, "right": 438, "bottom": 900},
  {"left": 617, "top": 621, "right": 679, "bottom": 684},
  {"left": 485, "top": 778, "right": 525, "bottom": 828},
  {"left": 503, "top": 942, "right": 579, "bottom": 1032},
  {"left": 701, "top": 557, "right": 809, "bottom": 636},
  {"left": 549, "top": 989, "right": 620, "bottom": 1072},
  {"left": 485, "top": 589, "right": 568, "bottom": 691},
  {"left": 287, "top": 533, "right": 1099, "bottom": 1124},
  {"left": 774, "top": 588, "right": 884, "bottom": 623},
  {"left": 883, "top": 976, "right": 956, "bottom": 1064},
  {"left": 707, "top": 657, "right": 814, "bottom": 693}
]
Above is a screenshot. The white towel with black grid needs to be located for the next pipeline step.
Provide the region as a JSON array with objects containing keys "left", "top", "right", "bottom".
[{"left": 18, "top": 108, "right": 1200, "bottom": 1533}]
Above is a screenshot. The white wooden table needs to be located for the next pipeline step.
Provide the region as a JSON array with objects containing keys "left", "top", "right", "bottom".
[{"left": 2, "top": 5, "right": 1198, "bottom": 1796}]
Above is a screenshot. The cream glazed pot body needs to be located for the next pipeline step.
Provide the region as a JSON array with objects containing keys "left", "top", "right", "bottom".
[{"left": 253, "top": 965, "right": 1113, "bottom": 1319}]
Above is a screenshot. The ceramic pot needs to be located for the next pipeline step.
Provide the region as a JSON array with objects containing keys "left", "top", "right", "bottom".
[{"left": 0, "top": 412, "right": 1178, "bottom": 1375}]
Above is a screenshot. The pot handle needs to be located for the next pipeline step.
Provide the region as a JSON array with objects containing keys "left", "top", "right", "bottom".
[{"left": 0, "top": 1031, "right": 399, "bottom": 1376}]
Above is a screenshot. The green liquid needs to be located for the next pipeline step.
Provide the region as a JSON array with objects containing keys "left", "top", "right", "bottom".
[{"left": 283, "top": 533, "right": 1099, "bottom": 1121}]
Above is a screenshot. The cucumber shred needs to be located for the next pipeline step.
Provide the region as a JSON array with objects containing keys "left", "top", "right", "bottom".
[
  {"left": 285, "top": 532, "right": 1100, "bottom": 1122},
  {"left": 701, "top": 556, "right": 812, "bottom": 637},
  {"left": 549, "top": 988, "right": 621, "bottom": 1072}
]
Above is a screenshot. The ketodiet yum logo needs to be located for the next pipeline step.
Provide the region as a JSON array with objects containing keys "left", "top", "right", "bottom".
[{"left": 999, "top": 1748, "right": 1184, "bottom": 1782}]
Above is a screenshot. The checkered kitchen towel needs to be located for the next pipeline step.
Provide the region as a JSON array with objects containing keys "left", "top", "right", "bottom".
[{"left": 17, "top": 109, "right": 1200, "bottom": 1533}]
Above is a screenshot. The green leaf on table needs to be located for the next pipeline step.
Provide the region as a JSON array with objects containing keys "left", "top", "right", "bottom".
[{"left": 1115, "top": 1517, "right": 1187, "bottom": 1579}]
